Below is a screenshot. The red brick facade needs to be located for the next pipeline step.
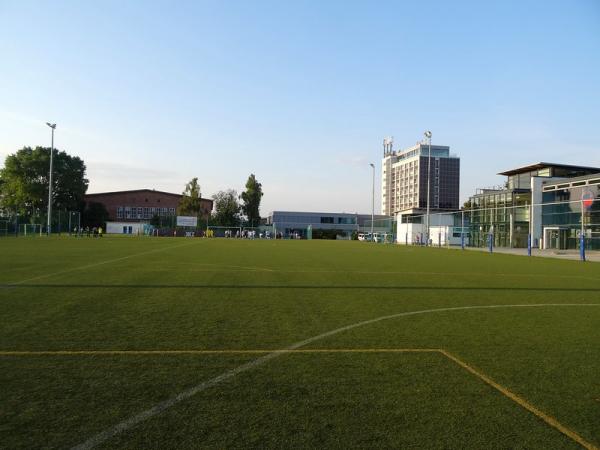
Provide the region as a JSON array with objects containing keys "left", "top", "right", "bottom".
[{"left": 84, "top": 189, "right": 213, "bottom": 222}]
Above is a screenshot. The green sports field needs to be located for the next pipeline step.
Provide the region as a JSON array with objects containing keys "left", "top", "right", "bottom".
[{"left": 1, "top": 237, "right": 599, "bottom": 449}]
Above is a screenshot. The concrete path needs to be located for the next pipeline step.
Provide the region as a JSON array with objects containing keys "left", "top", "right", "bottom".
[{"left": 463, "top": 246, "right": 600, "bottom": 262}]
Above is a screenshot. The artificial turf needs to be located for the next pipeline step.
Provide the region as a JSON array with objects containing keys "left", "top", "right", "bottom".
[{"left": 1, "top": 236, "right": 599, "bottom": 449}]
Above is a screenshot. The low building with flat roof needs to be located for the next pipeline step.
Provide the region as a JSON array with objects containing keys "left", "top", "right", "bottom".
[{"left": 266, "top": 211, "right": 391, "bottom": 238}]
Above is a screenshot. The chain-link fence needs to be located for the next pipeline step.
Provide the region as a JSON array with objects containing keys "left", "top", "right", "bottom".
[
  {"left": 0, "top": 210, "right": 81, "bottom": 237},
  {"left": 359, "top": 216, "right": 395, "bottom": 243}
]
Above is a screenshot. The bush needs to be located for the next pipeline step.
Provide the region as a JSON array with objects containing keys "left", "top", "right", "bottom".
[{"left": 312, "top": 229, "right": 347, "bottom": 240}]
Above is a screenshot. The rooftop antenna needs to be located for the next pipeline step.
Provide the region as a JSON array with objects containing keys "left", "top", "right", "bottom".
[{"left": 383, "top": 136, "right": 394, "bottom": 155}]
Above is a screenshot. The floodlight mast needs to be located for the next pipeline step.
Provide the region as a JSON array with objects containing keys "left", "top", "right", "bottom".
[
  {"left": 424, "top": 131, "right": 432, "bottom": 246},
  {"left": 369, "top": 163, "right": 375, "bottom": 239},
  {"left": 46, "top": 123, "right": 56, "bottom": 236}
]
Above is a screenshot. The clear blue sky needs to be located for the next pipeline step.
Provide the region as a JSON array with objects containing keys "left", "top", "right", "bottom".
[{"left": 1, "top": 0, "right": 599, "bottom": 214}]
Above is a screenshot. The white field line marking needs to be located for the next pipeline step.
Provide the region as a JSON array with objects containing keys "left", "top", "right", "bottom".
[
  {"left": 5, "top": 240, "right": 202, "bottom": 287},
  {"left": 72, "top": 303, "right": 600, "bottom": 450}
]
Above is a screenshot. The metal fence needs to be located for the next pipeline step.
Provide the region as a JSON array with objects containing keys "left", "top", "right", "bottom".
[
  {"left": 394, "top": 197, "right": 599, "bottom": 258},
  {"left": 0, "top": 210, "right": 81, "bottom": 237}
]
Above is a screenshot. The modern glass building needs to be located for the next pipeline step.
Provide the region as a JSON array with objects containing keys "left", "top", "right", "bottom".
[
  {"left": 465, "top": 163, "right": 600, "bottom": 248},
  {"left": 466, "top": 189, "right": 531, "bottom": 248},
  {"left": 541, "top": 174, "right": 600, "bottom": 250}
]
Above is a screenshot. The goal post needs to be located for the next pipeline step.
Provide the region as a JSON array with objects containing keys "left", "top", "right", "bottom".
[
  {"left": 0, "top": 220, "right": 9, "bottom": 237},
  {"left": 21, "top": 224, "right": 43, "bottom": 237}
]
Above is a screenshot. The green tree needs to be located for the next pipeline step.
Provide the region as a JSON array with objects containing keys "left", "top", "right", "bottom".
[
  {"left": 82, "top": 202, "right": 109, "bottom": 228},
  {"left": 149, "top": 214, "right": 175, "bottom": 228},
  {"left": 240, "top": 173, "right": 263, "bottom": 227},
  {"left": 212, "top": 189, "right": 240, "bottom": 227},
  {"left": 178, "top": 177, "right": 204, "bottom": 218},
  {"left": 0, "top": 146, "right": 88, "bottom": 215},
  {"left": 149, "top": 214, "right": 162, "bottom": 227}
]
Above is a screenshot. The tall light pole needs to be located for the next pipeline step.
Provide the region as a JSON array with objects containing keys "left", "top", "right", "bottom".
[
  {"left": 369, "top": 163, "right": 375, "bottom": 239},
  {"left": 424, "top": 130, "right": 432, "bottom": 245},
  {"left": 46, "top": 122, "right": 56, "bottom": 235}
]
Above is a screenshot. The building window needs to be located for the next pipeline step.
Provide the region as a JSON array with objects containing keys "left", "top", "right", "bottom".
[{"left": 320, "top": 217, "right": 334, "bottom": 224}]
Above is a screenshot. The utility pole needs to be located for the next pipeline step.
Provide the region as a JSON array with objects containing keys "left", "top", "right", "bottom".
[
  {"left": 424, "top": 131, "right": 432, "bottom": 246},
  {"left": 46, "top": 123, "right": 56, "bottom": 235},
  {"left": 369, "top": 163, "right": 375, "bottom": 239},
  {"left": 580, "top": 199, "right": 586, "bottom": 262}
]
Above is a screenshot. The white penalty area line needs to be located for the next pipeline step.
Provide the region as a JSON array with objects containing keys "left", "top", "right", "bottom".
[
  {"left": 5, "top": 240, "right": 203, "bottom": 287},
  {"left": 70, "top": 303, "right": 600, "bottom": 450}
]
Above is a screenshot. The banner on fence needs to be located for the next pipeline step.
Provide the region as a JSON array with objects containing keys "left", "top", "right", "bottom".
[{"left": 176, "top": 216, "right": 198, "bottom": 227}]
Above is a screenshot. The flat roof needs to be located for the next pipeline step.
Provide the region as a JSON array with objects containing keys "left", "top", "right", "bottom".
[
  {"left": 269, "top": 211, "right": 390, "bottom": 218},
  {"left": 498, "top": 162, "right": 600, "bottom": 176},
  {"left": 85, "top": 188, "right": 212, "bottom": 202}
]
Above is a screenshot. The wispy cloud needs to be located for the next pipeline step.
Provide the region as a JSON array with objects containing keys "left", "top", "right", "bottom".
[
  {"left": 86, "top": 161, "right": 187, "bottom": 193},
  {"left": 0, "top": 109, "right": 101, "bottom": 142},
  {"left": 334, "top": 155, "right": 371, "bottom": 167},
  {"left": 89, "top": 161, "right": 180, "bottom": 178}
]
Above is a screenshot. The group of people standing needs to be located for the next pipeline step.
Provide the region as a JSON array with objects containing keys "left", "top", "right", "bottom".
[
  {"left": 73, "top": 226, "right": 103, "bottom": 238},
  {"left": 223, "top": 229, "right": 259, "bottom": 239}
]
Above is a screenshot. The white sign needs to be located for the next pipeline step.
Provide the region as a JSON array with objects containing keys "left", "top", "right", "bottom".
[{"left": 176, "top": 216, "right": 198, "bottom": 227}]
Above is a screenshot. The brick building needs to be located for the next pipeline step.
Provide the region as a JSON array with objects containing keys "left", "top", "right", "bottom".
[{"left": 84, "top": 189, "right": 213, "bottom": 222}]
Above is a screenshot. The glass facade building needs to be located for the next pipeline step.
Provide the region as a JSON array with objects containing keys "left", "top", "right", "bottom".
[
  {"left": 466, "top": 190, "right": 531, "bottom": 248},
  {"left": 541, "top": 175, "right": 600, "bottom": 250},
  {"left": 465, "top": 163, "right": 600, "bottom": 248}
]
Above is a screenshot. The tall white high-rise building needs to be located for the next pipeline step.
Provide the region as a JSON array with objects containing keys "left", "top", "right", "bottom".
[{"left": 381, "top": 139, "right": 460, "bottom": 216}]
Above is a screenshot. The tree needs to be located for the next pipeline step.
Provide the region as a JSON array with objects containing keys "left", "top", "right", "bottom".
[
  {"left": 82, "top": 202, "right": 109, "bottom": 228},
  {"left": 0, "top": 146, "right": 88, "bottom": 216},
  {"left": 240, "top": 173, "right": 263, "bottom": 227},
  {"left": 149, "top": 213, "right": 175, "bottom": 228},
  {"left": 178, "top": 177, "right": 204, "bottom": 217},
  {"left": 149, "top": 214, "right": 162, "bottom": 227},
  {"left": 212, "top": 189, "right": 240, "bottom": 227}
]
